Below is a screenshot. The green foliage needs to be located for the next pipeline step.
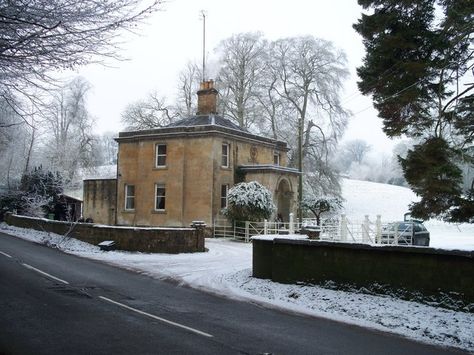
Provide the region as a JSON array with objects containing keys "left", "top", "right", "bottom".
[
  {"left": 453, "top": 94, "right": 474, "bottom": 146},
  {"left": 400, "top": 138, "right": 462, "bottom": 219},
  {"left": 354, "top": 0, "right": 474, "bottom": 222},
  {"left": 223, "top": 181, "right": 275, "bottom": 222},
  {"left": 354, "top": 0, "right": 437, "bottom": 137},
  {"left": 449, "top": 190, "right": 474, "bottom": 223}
]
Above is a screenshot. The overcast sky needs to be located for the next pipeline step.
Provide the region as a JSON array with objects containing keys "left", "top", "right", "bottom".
[{"left": 73, "top": 0, "right": 400, "bottom": 154}]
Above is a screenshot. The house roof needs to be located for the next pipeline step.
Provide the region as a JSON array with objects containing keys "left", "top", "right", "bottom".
[
  {"left": 116, "top": 114, "right": 289, "bottom": 150},
  {"left": 59, "top": 193, "right": 83, "bottom": 203},
  {"left": 167, "top": 114, "right": 247, "bottom": 132}
]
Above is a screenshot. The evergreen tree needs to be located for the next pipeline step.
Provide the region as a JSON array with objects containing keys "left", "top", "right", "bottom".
[
  {"left": 354, "top": 0, "right": 474, "bottom": 222},
  {"left": 399, "top": 138, "right": 463, "bottom": 220}
]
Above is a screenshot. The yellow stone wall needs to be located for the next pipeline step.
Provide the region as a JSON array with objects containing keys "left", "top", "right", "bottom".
[
  {"left": 116, "top": 133, "right": 293, "bottom": 227},
  {"left": 117, "top": 138, "right": 187, "bottom": 226},
  {"left": 233, "top": 140, "right": 287, "bottom": 166},
  {"left": 83, "top": 179, "right": 117, "bottom": 225},
  {"left": 243, "top": 172, "right": 298, "bottom": 222}
]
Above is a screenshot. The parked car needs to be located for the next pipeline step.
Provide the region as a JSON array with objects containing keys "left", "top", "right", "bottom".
[{"left": 381, "top": 220, "right": 430, "bottom": 246}]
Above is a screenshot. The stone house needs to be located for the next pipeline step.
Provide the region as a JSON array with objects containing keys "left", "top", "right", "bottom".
[{"left": 83, "top": 80, "right": 299, "bottom": 227}]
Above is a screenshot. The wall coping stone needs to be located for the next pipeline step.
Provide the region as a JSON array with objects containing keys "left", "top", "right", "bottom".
[
  {"left": 273, "top": 238, "right": 474, "bottom": 258},
  {"left": 4, "top": 213, "right": 204, "bottom": 253}
]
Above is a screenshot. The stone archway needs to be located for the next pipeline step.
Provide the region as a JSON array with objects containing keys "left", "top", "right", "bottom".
[{"left": 275, "top": 178, "right": 293, "bottom": 222}]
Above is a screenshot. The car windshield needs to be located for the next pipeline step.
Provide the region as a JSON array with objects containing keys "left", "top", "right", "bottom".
[
  {"left": 397, "top": 223, "right": 412, "bottom": 231},
  {"left": 386, "top": 222, "right": 412, "bottom": 232}
]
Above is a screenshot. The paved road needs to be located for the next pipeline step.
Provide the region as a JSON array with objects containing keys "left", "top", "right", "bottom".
[{"left": 0, "top": 232, "right": 463, "bottom": 354}]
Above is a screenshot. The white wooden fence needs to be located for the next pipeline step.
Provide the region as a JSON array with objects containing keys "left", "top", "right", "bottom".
[{"left": 214, "top": 214, "right": 407, "bottom": 245}]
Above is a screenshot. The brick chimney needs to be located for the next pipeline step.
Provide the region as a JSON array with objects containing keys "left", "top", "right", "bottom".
[{"left": 196, "top": 80, "right": 218, "bottom": 115}]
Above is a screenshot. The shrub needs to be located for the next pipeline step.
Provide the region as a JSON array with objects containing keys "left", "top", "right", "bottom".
[{"left": 224, "top": 181, "right": 275, "bottom": 222}]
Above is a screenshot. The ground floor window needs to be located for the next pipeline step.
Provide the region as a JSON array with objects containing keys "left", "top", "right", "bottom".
[
  {"left": 155, "top": 184, "right": 166, "bottom": 211},
  {"left": 125, "top": 184, "right": 135, "bottom": 210},
  {"left": 221, "top": 184, "right": 229, "bottom": 209}
]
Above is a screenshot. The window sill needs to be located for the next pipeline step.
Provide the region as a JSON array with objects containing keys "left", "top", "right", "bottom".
[
  {"left": 122, "top": 210, "right": 135, "bottom": 214},
  {"left": 153, "top": 166, "right": 168, "bottom": 170},
  {"left": 151, "top": 210, "right": 166, "bottom": 214},
  {"left": 220, "top": 166, "right": 232, "bottom": 170}
]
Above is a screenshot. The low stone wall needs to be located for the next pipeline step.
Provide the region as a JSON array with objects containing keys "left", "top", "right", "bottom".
[
  {"left": 253, "top": 237, "right": 474, "bottom": 307},
  {"left": 4, "top": 213, "right": 205, "bottom": 254}
]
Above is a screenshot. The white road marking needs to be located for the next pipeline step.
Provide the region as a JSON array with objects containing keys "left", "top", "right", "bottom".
[
  {"left": 21, "top": 263, "right": 69, "bottom": 285},
  {"left": 0, "top": 251, "right": 12, "bottom": 258},
  {"left": 99, "top": 296, "right": 214, "bottom": 338}
]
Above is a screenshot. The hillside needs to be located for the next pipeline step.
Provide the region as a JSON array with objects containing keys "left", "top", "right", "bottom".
[{"left": 342, "top": 178, "right": 417, "bottom": 221}]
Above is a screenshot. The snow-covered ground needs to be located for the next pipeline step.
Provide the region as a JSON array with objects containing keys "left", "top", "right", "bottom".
[{"left": 1, "top": 178, "right": 473, "bottom": 351}]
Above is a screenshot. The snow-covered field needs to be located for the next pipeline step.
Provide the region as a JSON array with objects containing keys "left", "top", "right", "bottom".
[
  {"left": 1, "top": 178, "right": 473, "bottom": 351},
  {"left": 342, "top": 178, "right": 474, "bottom": 250}
]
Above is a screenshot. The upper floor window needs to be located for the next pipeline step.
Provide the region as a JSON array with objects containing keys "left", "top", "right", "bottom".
[
  {"left": 273, "top": 152, "right": 280, "bottom": 165},
  {"left": 155, "top": 184, "right": 166, "bottom": 211},
  {"left": 156, "top": 144, "right": 167, "bottom": 167},
  {"left": 221, "top": 184, "right": 229, "bottom": 209},
  {"left": 125, "top": 184, "right": 135, "bottom": 210},
  {"left": 221, "top": 143, "right": 229, "bottom": 168}
]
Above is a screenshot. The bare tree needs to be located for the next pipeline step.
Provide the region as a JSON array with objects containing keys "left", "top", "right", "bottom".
[
  {"left": 41, "top": 77, "right": 94, "bottom": 180},
  {"left": 269, "top": 36, "right": 349, "bottom": 218},
  {"left": 270, "top": 36, "right": 349, "bottom": 157},
  {"left": 215, "top": 33, "right": 267, "bottom": 129},
  {"left": 199, "top": 33, "right": 349, "bottom": 212},
  {"left": 0, "top": 98, "right": 39, "bottom": 187},
  {"left": 121, "top": 92, "right": 178, "bottom": 130},
  {"left": 97, "top": 132, "right": 119, "bottom": 165},
  {"left": 176, "top": 61, "right": 201, "bottom": 116},
  {"left": 0, "top": 0, "right": 162, "bottom": 124},
  {"left": 306, "top": 151, "right": 343, "bottom": 194},
  {"left": 343, "top": 139, "right": 371, "bottom": 165},
  {"left": 254, "top": 72, "right": 297, "bottom": 140}
]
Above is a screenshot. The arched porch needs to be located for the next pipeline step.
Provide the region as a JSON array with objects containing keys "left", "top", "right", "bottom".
[{"left": 275, "top": 177, "right": 294, "bottom": 222}]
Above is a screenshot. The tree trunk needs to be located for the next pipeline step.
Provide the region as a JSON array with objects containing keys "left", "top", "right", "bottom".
[{"left": 23, "top": 127, "right": 36, "bottom": 176}]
